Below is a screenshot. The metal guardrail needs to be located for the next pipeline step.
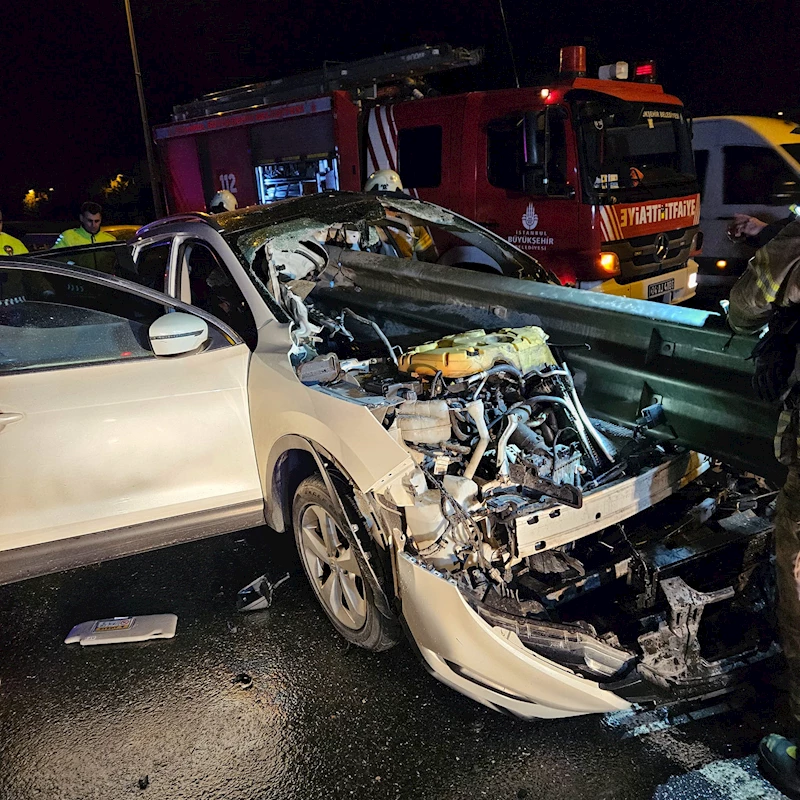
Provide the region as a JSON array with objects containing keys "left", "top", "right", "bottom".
[{"left": 324, "top": 254, "right": 782, "bottom": 483}]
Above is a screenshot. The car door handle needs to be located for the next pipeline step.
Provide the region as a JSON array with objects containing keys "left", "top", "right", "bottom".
[{"left": 0, "top": 412, "right": 23, "bottom": 429}]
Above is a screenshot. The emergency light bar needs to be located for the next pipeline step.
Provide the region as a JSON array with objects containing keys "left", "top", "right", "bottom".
[
  {"left": 597, "top": 58, "right": 657, "bottom": 83},
  {"left": 598, "top": 62, "right": 629, "bottom": 81},
  {"left": 633, "top": 60, "right": 657, "bottom": 83}
]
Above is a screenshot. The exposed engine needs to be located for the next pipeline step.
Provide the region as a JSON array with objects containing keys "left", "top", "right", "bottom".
[
  {"left": 297, "top": 321, "right": 668, "bottom": 579},
  {"left": 294, "top": 314, "right": 776, "bottom": 699},
  {"left": 255, "top": 206, "right": 778, "bottom": 707},
  {"left": 372, "top": 326, "right": 623, "bottom": 570}
]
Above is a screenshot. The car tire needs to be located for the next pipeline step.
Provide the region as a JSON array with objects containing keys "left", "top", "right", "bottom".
[{"left": 292, "top": 474, "right": 400, "bottom": 652}]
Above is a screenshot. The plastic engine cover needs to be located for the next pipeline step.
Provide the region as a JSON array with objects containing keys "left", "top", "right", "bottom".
[{"left": 398, "top": 327, "right": 556, "bottom": 378}]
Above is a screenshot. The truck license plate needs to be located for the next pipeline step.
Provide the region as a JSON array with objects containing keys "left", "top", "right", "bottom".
[{"left": 648, "top": 278, "right": 675, "bottom": 298}]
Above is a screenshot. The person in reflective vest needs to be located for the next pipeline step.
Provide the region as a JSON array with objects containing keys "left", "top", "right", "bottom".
[
  {"left": 0, "top": 210, "right": 28, "bottom": 256},
  {"left": 52, "top": 202, "right": 115, "bottom": 248}
]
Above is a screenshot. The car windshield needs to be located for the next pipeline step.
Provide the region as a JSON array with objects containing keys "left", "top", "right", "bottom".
[
  {"left": 224, "top": 195, "right": 558, "bottom": 309},
  {"left": 573, "top": 93, "right": 697, "bottom": 202}
]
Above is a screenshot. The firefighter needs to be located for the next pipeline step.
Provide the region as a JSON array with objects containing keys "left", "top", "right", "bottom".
[
  {"left": 52, "top": 202, "right": 115, "bottom": 248},
  {"left": 727, "top": 215, "right": 800, "bottom": 798},
  {"left": 0, "top": 209, "right": 28, "bottom": 255},
  {"left": 363, "top": 169, "right": 437, "bottom": 261},
  {"left": 364, "top": 169, "right": 405, "bottom": 194},
  {"left": 208, "top": 190, "right": 238, "bottom": 214}
]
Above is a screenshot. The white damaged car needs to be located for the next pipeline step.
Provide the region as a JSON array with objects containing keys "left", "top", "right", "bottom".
[{"left": 3, "top": 193, "right": 776, "bottom": 718}]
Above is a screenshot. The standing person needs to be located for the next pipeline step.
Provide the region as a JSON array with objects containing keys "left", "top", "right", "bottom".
[
  {"left": 0, "top": 210, "right": 28, "bottom": 255},
  {"left": 52, "top": 202, "right": 115, "bottom": 248},
  {"left": 728, "top": 215, "right": 800, "bottom": 798}
]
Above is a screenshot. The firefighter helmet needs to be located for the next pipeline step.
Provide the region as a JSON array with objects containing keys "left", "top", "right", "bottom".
[
  {"left": 364, "top": 169, "right": 403, "bottom": 193},
  {"left": 209, "top": 190, "right": 238, "bottom": 213}
]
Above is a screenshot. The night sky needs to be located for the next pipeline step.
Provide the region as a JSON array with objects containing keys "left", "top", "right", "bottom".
[{"left": 4, "top": 0, "right": 800, "bottom": 219}]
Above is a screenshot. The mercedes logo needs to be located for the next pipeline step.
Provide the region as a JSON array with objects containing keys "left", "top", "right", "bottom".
[{"left": 654, "top": 233, "right": 670, "bottom": 262}]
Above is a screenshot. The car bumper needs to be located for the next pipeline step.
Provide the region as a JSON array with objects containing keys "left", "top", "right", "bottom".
[{"left": 397, "top": 553, "right": 631, "bottom": 719}]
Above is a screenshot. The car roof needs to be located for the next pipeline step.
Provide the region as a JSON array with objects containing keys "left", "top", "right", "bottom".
[{"left": 137, "top": 192, "right": 389, "bottom": 240}]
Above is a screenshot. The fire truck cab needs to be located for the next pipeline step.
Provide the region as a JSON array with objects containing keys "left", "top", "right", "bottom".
[{"left": 154, "top": 45, "right": 700, "bottom": 303}]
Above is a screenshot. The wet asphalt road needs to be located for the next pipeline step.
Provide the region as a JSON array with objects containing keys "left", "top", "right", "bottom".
[{"left": 0, "top": 526, "right": 792, "bottom": 800}]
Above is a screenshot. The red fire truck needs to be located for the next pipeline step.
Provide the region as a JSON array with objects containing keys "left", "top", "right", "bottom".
[{"left": 154, "top": 44, "right": 701, "bottom": 303}]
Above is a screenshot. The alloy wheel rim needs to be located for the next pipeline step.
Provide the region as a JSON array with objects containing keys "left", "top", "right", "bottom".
[{"left": 299, "top": 504, "right": 367, "bottom": 630}]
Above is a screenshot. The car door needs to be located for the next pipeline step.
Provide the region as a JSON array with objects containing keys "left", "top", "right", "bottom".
[{"left": 0, "top": 261, "right": 263, "bottom": 576}]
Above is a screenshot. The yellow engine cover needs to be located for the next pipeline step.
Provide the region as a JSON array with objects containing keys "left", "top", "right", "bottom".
[{"left": 397, "top": 327, "right": 556, "bottom": 378}]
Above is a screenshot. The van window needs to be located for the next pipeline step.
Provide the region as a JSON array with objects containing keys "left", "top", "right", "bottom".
[
  {"left": 782, "top": 144, "right": 800, "bottom": 167},
  {"left": 694, "top": 150, "right": 709, "bottom": 199},
  {"left": 723, "top": 146, "right": 799, "bottom": 205},
  {"left": 397, "top": 126, "right": 442, "bottom": 189}
]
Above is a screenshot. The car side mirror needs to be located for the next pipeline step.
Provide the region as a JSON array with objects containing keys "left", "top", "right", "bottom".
[{"left": 149, "top": 312, "right": 209, "bottom": 356}]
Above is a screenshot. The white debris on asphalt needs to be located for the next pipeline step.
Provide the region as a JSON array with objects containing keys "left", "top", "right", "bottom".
[{"left": 64, "top": 614, "right": 178, "bottom": 645}]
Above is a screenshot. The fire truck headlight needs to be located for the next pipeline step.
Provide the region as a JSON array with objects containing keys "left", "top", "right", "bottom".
[
  {"left": 688, "top": 271, "right": 699, "bottom": 289},
  {"left": 598, "top": 252, "right": 620, "bottom": 276}
]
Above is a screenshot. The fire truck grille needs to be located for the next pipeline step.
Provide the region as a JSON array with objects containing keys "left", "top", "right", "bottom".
[{"left": 603, "top": 226, "right": 698, "bottom": 285}]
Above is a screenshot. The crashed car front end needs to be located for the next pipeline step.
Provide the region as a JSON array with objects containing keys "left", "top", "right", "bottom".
[{"left": 235, "top": 195, "right": 777, "bottom": 718}]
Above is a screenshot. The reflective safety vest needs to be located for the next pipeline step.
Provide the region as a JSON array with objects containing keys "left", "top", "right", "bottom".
[
  {"left": 52, "top": 227, "right": 115, "bottom": 248},
  {"left": 0, "top": 232, "right": 28, "bottom": 256}
]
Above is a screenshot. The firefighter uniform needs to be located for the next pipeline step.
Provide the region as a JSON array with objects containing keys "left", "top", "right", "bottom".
[
  {"left": 52, "top": 227, "right": 115, "bottom": 248},
  {"left": 0, "top": 232, "right": 28, "bottom": 256},
  {"left": 391, "top": 224, "right": 437, "bottom": 260},
  {"left": 729, "top": 219, "right": 800, "bottom": 713}
]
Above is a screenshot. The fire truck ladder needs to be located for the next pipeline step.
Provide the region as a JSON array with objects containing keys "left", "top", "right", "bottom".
[{"left": 171, "top": 43, "right": 484, "bottom": 121}]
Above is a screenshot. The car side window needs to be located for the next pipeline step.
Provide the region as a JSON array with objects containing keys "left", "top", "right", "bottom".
[
  {"left": 42, "top": 244, "right": 140, "bottom": 284},
  {"left": 178, "top": 241, "right": 258, "bottom": 349},
  {"left": 723, "top": 146, "right": 799, "bottom": 205},
  {"left": 0, "top": 267, "right": 227, "bottom": 375},
  {"left": 135, "top": 241, "right": 172, "bottom": 291}
]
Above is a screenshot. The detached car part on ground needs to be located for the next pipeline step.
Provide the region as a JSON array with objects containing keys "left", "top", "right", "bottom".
[{"left": 7, "top": 193, "right": 777, "bottom": 719}]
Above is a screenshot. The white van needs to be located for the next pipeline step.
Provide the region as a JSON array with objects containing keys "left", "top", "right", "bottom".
[{"left": 692, "top": 116, "right": 800, "bottom": 287}]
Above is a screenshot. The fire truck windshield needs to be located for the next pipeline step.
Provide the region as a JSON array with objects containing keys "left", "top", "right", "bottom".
[{"left": 573, "top": 94, "right": 696, "bottom": 202}]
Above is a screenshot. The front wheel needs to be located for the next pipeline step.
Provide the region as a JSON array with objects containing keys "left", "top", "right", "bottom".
[{"left": 292, "top": 474, "right": 399, "bottom": 651}]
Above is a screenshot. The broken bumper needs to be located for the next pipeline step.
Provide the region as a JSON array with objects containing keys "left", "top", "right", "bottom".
[{"left": 398, "top": 553, "right": 631, "bottom": 719}]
